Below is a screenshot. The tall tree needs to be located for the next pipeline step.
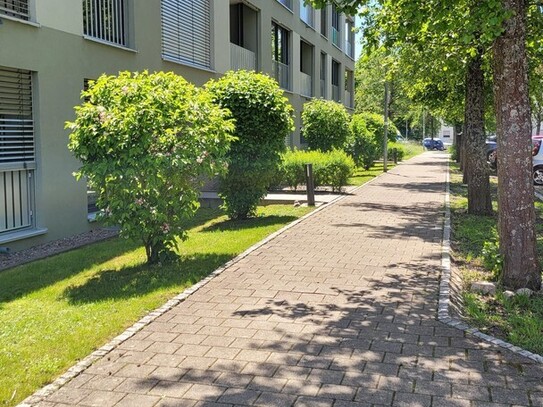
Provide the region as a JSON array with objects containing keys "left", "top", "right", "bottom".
[{"left": 493, "top": 0, "right": 540, "bottom": 289}]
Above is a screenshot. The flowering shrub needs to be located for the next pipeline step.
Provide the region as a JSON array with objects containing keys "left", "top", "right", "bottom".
[{"left": 67, "top": 71, "right": 234, "bottom": 263}]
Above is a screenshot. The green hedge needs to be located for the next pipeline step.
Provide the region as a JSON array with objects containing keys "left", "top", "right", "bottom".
[{"left": 280, "top": 149, "right": 355, "bottom": 192}]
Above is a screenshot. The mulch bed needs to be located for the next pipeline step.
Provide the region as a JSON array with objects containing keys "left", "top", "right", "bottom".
[{"left": 0, "top": 227, "right": 119, "bottom": 272}]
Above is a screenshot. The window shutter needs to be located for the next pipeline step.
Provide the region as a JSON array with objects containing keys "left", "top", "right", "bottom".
[
  {"left": 0, "top": 67, "right": 34, "bottom": 165},
  {"left": 161, "top": 0, "right": 211, "bottom": 69},
  {"left": 0, "top": 0, "right": 29, "bottom": 20}
]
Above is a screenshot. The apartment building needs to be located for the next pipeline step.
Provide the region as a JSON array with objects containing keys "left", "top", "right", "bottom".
[{"left": 0, "top": 0, "right": 355, "bottom": 250}]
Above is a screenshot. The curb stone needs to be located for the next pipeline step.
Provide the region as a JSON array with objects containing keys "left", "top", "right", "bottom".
[
  {"left": 17, "top": 167, "right": 391, "bottom": 407},
  {"left": 438, "top": 158, "right": 543, "bottom": 364}
]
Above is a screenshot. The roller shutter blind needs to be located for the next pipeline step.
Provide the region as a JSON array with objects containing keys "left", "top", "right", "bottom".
[
  {"left": 161, "top": 0, "right": 212, "bottom": 69},
  {"left": 0, "top": 0, "right": 29, "bottom": 20},
  {"left": 0, "top": 67, "right": 34, "bottom": 165}
]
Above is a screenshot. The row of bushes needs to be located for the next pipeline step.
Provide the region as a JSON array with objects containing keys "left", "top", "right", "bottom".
[
  {"left": 280, "top": 149, "right": 355, "bottom": 192},
  {"left": 301, "top": 100, "right": 404, "bottom": 171}
]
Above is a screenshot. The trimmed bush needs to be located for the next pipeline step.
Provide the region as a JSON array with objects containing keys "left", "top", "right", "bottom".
[
  {"left": 388, "top": 142, "right": 405, "bottom": 161},
  {"left": 67, "top": 71, "right": 234, "bottom": 264},
  {"left": 280, "top": 149, "right": 355, "bottom": 192},
  {"left": 301, "top": 99, "right": 351, "bottom": 151},
  {"left": 347, "top": 114, "right": 381, "bottom": 170},
  {"left": 205, "top": 70, "right": 294, "bottom": 219}
]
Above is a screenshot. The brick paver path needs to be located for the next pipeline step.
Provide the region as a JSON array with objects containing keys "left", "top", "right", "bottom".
[{"left": 40, "top": 153, "right": 543, "bottom": 407}]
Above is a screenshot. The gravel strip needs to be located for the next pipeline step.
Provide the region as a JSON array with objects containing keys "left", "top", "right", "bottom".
[{"left": 0, "top": 227, "right": 119, "bottom": 272}]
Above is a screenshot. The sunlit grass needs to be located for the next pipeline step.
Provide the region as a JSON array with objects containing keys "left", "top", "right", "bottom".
[{"left": 0, "top": 205, "right": 311, "bottom": 406}]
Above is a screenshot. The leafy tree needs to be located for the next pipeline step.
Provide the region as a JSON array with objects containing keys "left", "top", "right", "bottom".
[
  {"left": 67, "top": 71, "right": 234, "bottom": 264},
  {"left": 301, "top": 99, "right": 351, "bottom": 151},
  {"left": 311, "top": 0, "right": 541, "bottom": 289},
  {"left": 205, "top": 70, "right": 294, "bottom": 219}
]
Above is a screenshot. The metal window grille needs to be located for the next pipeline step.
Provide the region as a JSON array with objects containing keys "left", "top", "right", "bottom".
[
  {"left": 0, "top": 66, "right": 35, "bottom": 233},
  {"left": 0, "top": 0, "right": 29, "bottom": 20},
  {"left": 83, "top": 0, "right": 127, "bottom": 47},
  {"left": 161, "top": 0, "right": 212, "bottom": 69}
]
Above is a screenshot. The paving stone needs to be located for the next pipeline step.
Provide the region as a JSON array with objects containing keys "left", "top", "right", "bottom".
[
  {"left": 254, "top": 391, "right": 297, "bottom": 407},
  {"left": 78, "top": 390, "right": 125, "bottom": 407},
  {"left": 115, "top": 393, "right": 161, "bottom": 407}
]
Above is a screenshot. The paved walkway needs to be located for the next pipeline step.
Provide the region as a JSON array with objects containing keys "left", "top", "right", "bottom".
[{"left": 39, "top": 153, "right": 542, "bottom": 407}]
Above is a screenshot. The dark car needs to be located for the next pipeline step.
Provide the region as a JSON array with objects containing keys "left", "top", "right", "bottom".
[
  {"left": 422, "top": 138, "right": 445, "bottom": 151},
  {"left": 486, "top": 135, "right": 497, "bottom": 169}
]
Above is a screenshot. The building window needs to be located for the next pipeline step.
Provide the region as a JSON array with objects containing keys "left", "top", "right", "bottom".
[
  {"left": 0, "top": 0, "right": 29, "bottom": 20},
  {"left": 161, "top": 0, "right": 212, "bottom": 69},
  {"left": 332, "top": 60, "right": 340, "bottom": 101},
  {"left": 345, "top": 69, "right": 354, "bottom": 108},
  {"left": 345, "top": 18, "right": 355, "bottom": 59},
  {"left": 272, "top": 22, "right": 290, "bottom": 90},
  {"left": 331, "top": 4, "right": 341, "bottom": 48},
  {"left": 320, "top": 6, "right": 327, "bottom": 37},
  {"left": 320, "top": 52, "right": 327, "bottom": 98},
  {"left": 276, "top": 0, "right": 292, "bottom": 10},
  {"left": 83, "top": 0, "right": 127, "bottom": 47},
  {"left": 300, "top": 0, "right": 314, "bottom": 27},
  {"left": 0, "top": 66, "right": 35, "bottom": 234}
]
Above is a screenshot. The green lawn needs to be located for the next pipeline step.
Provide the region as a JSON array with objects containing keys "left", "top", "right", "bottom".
[
  {"left": 449, "top": 163, "right": 543, "bottom": 355},
  {"left": 0, "top": 205, "right": 311, "bottom": 407}
]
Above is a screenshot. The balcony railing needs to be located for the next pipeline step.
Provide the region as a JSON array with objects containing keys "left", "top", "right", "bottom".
[
  {"left": 300, "top": 1, "right": 314, "bottom": 27},
  {"left": 332, "top": 85, "right": 340, "bottom": 102},
  {"left": 230, "top": 43, "right": 256, "bottom": 71},
  {"left": 276, "top": 0, "right": 292, "bottom": 10},
  {"left": 0, "top": 165, "right": 34, "bottom": 234},
  {"left": 345, "top": 90, "right": 353, "bottom": 108},
  {"left": 300, "top": 72, "right": 312, "bottom": 97},
  {"left": 332, "top": 27, "right": 340, "bottom": 48},
  {"left": 273, "top": 60, "right": 290, "bottom": 90},
  {"left": 320, "top": 79, "right": 326, "bottom": 98},
  {"left": 83, "top": 0, "right": 127, "bottom": 46},
  {"left": 345, "top": 41, "right": 353, "bottom": 58}
]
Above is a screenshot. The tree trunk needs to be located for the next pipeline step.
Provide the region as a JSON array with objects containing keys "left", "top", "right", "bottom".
[
  {"left": 462, "top": 121, "right": 469, "bottom": 184},
  {"left": 457, "top": 128, "right": 463, "bottom": 167},
  {"left": 454, "top": 123, "right": 462, "bottom": 163},
  {"left": 493, "top": 0, "right": 541, "bottom": 290},
  {"left": 464, "top": 50, "right": 492, "bottom": 215}
]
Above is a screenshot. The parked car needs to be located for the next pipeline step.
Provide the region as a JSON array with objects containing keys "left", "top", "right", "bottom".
[
  {"left": 487, "top": 135, "right": 543, "bottom": 185},
  {"left": 532, "top": 135, "right": 543, "bottom": 185},
  {"left": 486, "top": 135, "right": 497, "bottom": 169},
  {"left": 422, "top": 138, "right": 445, "bottom": 151}
]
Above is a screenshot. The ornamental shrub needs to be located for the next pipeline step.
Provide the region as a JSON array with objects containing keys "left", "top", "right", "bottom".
[
  {"left": 205, "top": 70, "right": 294, "bottom": 219},
  {"left": 346, "top": 114, "right": 381, "bottom": 170},
  {"left": 301, "top": 99, "right": 351, "bottom": 152},
  {"left": 388, "top": 143, "right": 406, "bottom": 161},
  {"left": 319, "top": 149, "right": 355, "bottom": 192},
  {"left": 67, "top": 71, "right": 234, "bottom": 264},
  {"left": 280, "top": 149, "right": 354, "bottom": 192}
]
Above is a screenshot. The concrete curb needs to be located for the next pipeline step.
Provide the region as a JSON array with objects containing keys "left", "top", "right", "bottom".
[
  {"left": 437, "top": 159, "right": 543, "bottom": 364},
  {"left": 18, "top": 168, "right": 390, "bottom": 407}
]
